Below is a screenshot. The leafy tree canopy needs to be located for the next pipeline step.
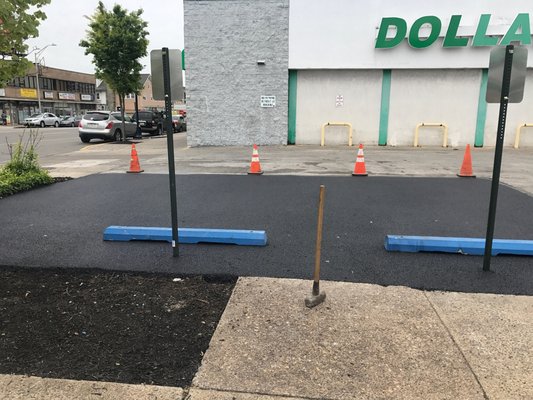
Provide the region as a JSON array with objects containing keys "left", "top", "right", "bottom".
[
  {"left": 80, "top": 1, "right": 149, "bottom": 98},
  {"left": 0, "top": 0, "right": 51, "bottom": 87}
]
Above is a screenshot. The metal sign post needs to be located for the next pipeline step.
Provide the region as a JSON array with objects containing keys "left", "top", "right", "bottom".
[
  {"left": 151, "top": 48, "right": 184, "bottom": 257},
  {"left": 163, "top": 48, "right": 179, "bottom": 257},
  {"left": 483, "top": 45, "right": 527, "bottom": 271}
]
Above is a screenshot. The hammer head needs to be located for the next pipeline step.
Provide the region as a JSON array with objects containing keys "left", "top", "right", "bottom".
[{"left": 305, "top": 291, "right": 326, "bottom": 308}]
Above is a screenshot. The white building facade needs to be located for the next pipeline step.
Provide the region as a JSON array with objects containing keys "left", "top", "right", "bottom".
[{"left": 184, "top": 0, "right": 533, "bottom": 147}]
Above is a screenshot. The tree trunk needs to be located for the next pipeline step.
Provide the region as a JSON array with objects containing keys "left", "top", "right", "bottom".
[{"left": 119, "top": 95, "right": 126, "bottom": 142}]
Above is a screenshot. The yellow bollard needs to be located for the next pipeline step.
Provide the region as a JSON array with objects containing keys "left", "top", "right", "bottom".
[
  {"left": 321, "top": 122, "right": 353, "bottom": 147},
  {"left": 514, "top": 124, "right": 533, "bottom": 149},
  {"left": 414, "top": 123, "right": 448, "bottom": 147}
]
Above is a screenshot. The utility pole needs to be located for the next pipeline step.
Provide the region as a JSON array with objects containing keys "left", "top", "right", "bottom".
[{"left": 32, "top": 43, "right": 57, "bottom": 113}]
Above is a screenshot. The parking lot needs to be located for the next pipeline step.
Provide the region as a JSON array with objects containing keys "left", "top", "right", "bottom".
[
  {"left": 1, "top": 170, "right": 532, "bottom": 295},
  {"left": 2, "top": 127, "right": 533, "bottom": 398}
]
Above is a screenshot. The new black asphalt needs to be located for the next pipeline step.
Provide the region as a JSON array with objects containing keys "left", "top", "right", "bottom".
[{"left": 1, "top": 174, "right": 532, "bottom": 295}]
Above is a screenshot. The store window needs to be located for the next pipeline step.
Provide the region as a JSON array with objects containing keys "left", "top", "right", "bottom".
[
  {"left": 24, "top": 76, "right": 37, "bottom": 88},
  {"left": 40, "top": 78, "right": 53, "bottom": 90}
]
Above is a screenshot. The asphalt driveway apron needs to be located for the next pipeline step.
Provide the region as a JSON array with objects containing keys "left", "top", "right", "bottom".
[{"left": 1, "top": 174, "right": 532, "bottom": 295}]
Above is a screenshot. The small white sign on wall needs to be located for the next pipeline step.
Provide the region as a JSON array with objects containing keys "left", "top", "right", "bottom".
[
  {"left": 336, "top": 95, "right": 344, "bottom": 107},
  {"left": 260, "top": 95, "right": 276, "bottom": 107}
]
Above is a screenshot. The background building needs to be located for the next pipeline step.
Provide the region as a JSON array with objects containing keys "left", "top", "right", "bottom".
[
  {"left": 96, "top": 75, "right": 186, "bottom": 116},
  {"left": 184, "top": 0, "right": 533, "bottom": 147},
  {"left": 184, "top": 0, "right": 289, "bottom": 146},
  {"left": 1, "top": 65, "right": 97, "bottom": 124},
  {"left": 95, "top": 79, "right": 117, "bottom": 111},
  {"left": 120, "top": 74, "right": 165, "bottom": 114}
]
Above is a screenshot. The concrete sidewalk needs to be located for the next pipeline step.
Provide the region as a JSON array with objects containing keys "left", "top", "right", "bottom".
[
  {"left": 189, "top": 277, "right": 533, "bottom": 400},
  {"left": 3, "top": 277, "right": 530, "bottom": 399},
  {"left": 42, "top": 136, "right": 533, "bottom": 196},
  {"left": 0, "top": 375, "right": 183, "bottom": 400}
]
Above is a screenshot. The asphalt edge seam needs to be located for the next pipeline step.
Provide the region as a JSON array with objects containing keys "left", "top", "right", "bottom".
[
  {"left": 186, "top": 387, "right": 338, "bottom": 400},
  {"left": 423, "top": 292, "right": 490, "bottom": 400}
]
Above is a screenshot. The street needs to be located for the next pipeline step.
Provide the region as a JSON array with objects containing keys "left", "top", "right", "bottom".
[
  {"left": 0, "top": 126, "right": 84, "bottom": 165},
  {"left": 0, "top": 125, "right": 185, "bottom": 178}
]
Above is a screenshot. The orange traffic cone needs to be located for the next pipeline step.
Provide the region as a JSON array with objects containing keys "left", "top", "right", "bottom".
[
  {"left": 352, "top": 144, "right": 368, "bottom": 176},
  {"left": 248, "top": 144, "right": 263, "bottom": 175},
  {"left": 457, "top": 144, "right": 475, "bottom": 178},
  {"left": 127, "top": 143, "right": 144, "bottom": 173}
]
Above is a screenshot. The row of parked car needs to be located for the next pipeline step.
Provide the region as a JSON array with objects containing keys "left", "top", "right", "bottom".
[
  {"left": 78, "top": 110, "right": 187, "bottom": 143},
  {"left": 23, "top": 113, "right": 81, "bottom": 128},
  {"left": 22, "top": 111, "right": 187, "bottom": 143}
]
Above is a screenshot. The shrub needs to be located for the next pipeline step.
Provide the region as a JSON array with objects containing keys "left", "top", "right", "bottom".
[
  {"left": 0, "top": 130, "right": 54, "bottom": 198},
  {"left": 0, "top": 169, "right": 53, "bottom": 198}
]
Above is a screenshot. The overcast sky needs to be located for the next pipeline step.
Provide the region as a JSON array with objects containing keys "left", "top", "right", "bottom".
[{"left": 26, "top": 0, "right": 184, "bottom": 75}]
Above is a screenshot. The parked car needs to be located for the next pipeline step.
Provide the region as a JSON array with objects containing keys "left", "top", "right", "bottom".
[
  {"left": 78, "top": 111, "right": 137, "bottom": 143},
  {"left": 59, "top": 115, "right": 82, "bottom": 127},
  {"left": 24, "top": 113, "right": 61, "bottom": 128},
  {"left": 131, "top": 110, "right": 163, "bottom": 135},
  {"left": 172, "top": 115, "right": 187, "bottom": 132}
]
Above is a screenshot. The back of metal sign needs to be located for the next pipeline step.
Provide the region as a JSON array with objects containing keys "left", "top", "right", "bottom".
[
  {"left": 486, "top": 46, "right": 528, "bottom": 103},
  {"left": 150, "top": 49, "right": 184, "bottom": 101}
]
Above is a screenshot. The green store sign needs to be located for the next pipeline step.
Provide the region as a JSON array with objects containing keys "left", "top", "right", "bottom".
[{"left": 376, "top": 14, "right": 531, "bottom": 49}]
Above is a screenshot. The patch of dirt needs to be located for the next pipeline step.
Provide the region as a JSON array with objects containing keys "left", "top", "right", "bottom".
[
  {"left": 52, "top": 176, "right": 73, "bottom": 184},
  {"left": 0, "top": 267, "right": 236, "bottom": 387}
]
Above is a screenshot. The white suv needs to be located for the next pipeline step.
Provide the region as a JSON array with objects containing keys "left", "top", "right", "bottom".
[
  {"left": 78, "top": 111, "right": 137, "bottom": 143},
  {"left": 24, "top": 113, "right": 61, "bottom": 128}
]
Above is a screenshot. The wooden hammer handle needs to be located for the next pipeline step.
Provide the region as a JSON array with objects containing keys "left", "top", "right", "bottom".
[{"left": 313, "top": 185, "right": 325, "bottom": 283}]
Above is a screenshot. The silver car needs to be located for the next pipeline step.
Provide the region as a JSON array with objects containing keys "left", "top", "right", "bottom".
[
  {"left": 24, "top": 113, "right": 61, "bottom": 128},
  {"left": 59, "top": 115, "right": 82, "bottom": 127},
  {"left": 78, "top": 111, "right": 137, "bottom": 143}
]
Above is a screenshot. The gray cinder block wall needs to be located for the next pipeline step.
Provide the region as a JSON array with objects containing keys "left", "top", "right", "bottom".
[{"left": 184, "top": 0, "right": 290, "bottom": 146}]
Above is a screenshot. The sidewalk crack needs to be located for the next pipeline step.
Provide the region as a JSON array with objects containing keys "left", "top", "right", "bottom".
[{"left": 423, "top": 292, "right": 490, "bottom": 400}]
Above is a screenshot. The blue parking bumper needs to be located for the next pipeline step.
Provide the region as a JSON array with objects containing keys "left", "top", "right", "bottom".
[{"left": 103, "top": 226, "right": 268, "bottom": 246}]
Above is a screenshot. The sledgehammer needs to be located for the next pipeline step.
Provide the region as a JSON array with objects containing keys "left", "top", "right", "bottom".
[{"left": 305, "top": 185, "right": 326, "bottom": 308}]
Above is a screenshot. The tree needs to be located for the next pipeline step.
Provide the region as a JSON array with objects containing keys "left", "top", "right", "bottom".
[
  {"left": 0, "top": 0, "right": 51, "bottom": 87},
  {"left": 80, "top": 1, "right": 149, "bottom": 141}
]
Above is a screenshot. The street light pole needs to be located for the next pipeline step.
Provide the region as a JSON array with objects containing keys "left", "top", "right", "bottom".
[
  {"left": 32, "top": 43, "right": 56, "bottom": 113},
  {"left": 35, "top": 53, "right": 42, "bottom": 113}
]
